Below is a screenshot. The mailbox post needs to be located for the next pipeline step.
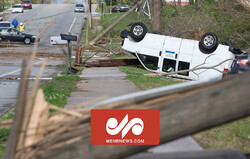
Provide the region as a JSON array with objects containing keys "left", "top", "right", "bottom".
[{"left": 60, "top": 34, "right": 77, "bottom": 75}]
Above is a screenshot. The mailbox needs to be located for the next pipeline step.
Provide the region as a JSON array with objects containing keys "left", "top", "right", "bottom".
[{"left": 60, "top": 34, "right": 77, "bottom": 41}]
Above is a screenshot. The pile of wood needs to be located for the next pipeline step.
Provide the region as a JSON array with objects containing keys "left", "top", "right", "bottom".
[{"left": 2, "top": 55, "right": 250, "bottom": 159}]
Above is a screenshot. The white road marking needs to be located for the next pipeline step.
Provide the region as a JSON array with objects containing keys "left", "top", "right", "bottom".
[
  {"left": 17, "top": 77, "right": 52, "bottom": 80},
  {"left": 0, "top": 61, "right": 42, "bottom": 78},
  {"left": 68, "top": 17, "right": 76, "bottom": 33}
]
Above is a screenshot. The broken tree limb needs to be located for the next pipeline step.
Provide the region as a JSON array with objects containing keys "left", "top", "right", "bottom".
[
  {"left": 4, "top": 60, "right": 29, "bottom": 159},
  {"left": 89, "top": 2, "right": 140, "bottom": 45}
]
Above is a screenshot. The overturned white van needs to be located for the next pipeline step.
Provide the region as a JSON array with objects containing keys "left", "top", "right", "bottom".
[{"left": 121, "top": 22, "right": 235, "bottom": 81}]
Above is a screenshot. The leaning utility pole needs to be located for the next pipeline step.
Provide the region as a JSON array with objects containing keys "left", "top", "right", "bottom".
[
  {"left": 153, "top": 0, "right": 162, "bottom": 31},
  {"left": 88, "top": 0, "right": 91, "bottom": 13}
]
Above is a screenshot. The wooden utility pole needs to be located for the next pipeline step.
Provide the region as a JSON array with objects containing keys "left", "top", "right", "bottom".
[
  {"left": 88, "top": 0, "right": 91, "bottom": 13},
  {"left": 153, "top": 0, "right": 162, "bottom": 31}
]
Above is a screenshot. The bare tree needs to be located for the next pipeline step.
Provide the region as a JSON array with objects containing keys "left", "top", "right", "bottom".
[{"left": 153, "top": 0, "right": 162, "bottom": 31}]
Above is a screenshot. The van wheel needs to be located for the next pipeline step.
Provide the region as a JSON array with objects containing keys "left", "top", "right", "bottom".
[
  {"left": 130, "top": 22, "right": 147, "bottom": 42},
  {"left": 201, "top": 32, "right": 218, "bottom": 50},
  {"left": 24, "top": 38, "right": 31, "bottom": 44}
]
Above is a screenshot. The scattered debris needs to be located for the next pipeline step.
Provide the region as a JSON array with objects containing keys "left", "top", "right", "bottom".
[
  {"left": 84, "top": 59, "right": 140, "bottom": 67},
  {"left": 2, "top": 61, "right": 250, "bottom": 158}
]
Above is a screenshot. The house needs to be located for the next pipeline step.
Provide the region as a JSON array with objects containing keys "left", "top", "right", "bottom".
[{"left": 163, "top": 0, "right": 194, "bottom": 6}]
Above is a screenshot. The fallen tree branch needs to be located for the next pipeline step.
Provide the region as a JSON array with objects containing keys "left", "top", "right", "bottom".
[{"left": 162, "top": 58, "right": 234, "bottom": 76}]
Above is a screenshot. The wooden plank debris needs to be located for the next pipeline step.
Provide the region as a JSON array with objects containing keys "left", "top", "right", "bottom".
[{"left": 84, "top": 59, "right": 140, "bottom": 67}]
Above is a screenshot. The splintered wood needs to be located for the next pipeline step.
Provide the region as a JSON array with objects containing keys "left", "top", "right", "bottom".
[{"left": 2, "top": 61, "right": 250, "bottom": 159}]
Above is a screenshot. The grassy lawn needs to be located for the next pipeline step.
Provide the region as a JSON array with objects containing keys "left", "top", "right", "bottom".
[
  {"left": 0, "top": 110, "right": 15, "bottom": 157},
  {"left": 194, "top": 117, "right": 250, "bottom": 153},
  {"left": 42, "top": 74, "right": 80, "bottom": 109},
  {"left": 119, "top": 65, "right": 180, "bottom": 90}
]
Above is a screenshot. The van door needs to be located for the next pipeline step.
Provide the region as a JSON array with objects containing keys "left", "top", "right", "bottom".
[
  {"left": 176, "top": 39, "right": 196, "bottom": 78},
  {"left": 160, "top": 36, "right": 182, "bottom": 73},
  {"left": 137, "top": 33, "right": 166, "bottom": 72}
]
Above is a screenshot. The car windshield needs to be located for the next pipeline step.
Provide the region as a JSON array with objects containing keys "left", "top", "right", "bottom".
[
  {"left": 76, "top": 4, "right": 83, "bottom": 7},
  {"left": 13, "top": 5, "right": 22, "bottom": 8},
  {"left": 22, "top": 1, "right": 30, "bottom": 3},
  {"left": 0, "top": 23, "right": 11, "bottom": 27}
]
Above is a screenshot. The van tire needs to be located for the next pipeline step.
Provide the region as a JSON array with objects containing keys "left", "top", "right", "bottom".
[
  {"left": 201, "top": 32, "right": 218, "bottom": 50},
  {"left": 130, "top": 22, "right": 147, "bottom": 42}
]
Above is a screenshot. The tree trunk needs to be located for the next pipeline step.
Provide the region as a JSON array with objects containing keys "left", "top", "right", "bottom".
[
  {"left": 177, "top": 0, "right": 182, "bottom": 15},
  {"left": 195, "top": 0, "right": 198, "bottom": 11},
  {"left": 189, "top": 0, "right": 194, "bottom": 4},
  {"left": 153, "top": 0, "right": 162, "bottom": 31}
]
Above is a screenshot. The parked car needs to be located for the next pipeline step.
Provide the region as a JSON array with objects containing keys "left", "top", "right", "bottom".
[
  {"left": 229, "top": 54, "right": 249, "bottom": 75},
  {"left": 112, "top": 5, "right": 130, "bottom": 13},
  {"left": 120, "top": 22, "right": 235, "bottom": 81},
  {"left": 74, "top": 4, "right": 85, "bottom": 12},
  {"left": 0, "top": 28, "right": 39, "bottom": 44},
  {"left": 12, "top": 4, "right": 24, "bottom": 13},
  {"left": 21, "top": 0, "right": 32, "bottom": 9},
  {"left": 0, "top": 21, "right": 11, "bottom": 28}
]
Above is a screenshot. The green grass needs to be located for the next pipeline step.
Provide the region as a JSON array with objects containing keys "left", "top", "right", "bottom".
[
  {"left": 119, "top": 65, "right": 180, "bottom": 90},
  {"left": 42, "top": 75, "right": 80, "bottom": 109},
  {"left": 110, "top": 54, "right": 136, "bottom": 59},
  {"left": 194, "top": 117, "right": 250, "bottom": 153},
  {"left": 0, "top": 109, "right": 15, "bottom": 157}
]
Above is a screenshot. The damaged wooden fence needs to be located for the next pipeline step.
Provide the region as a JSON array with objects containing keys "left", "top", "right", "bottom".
[{"left": 2, "top": 61, "right": 250, "bottom": 159}]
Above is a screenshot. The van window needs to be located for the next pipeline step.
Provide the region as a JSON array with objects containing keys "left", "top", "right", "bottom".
[
  {"left": 162, "top": 59, "right": 176, "bottom": 72},
  {"left": 178, "top": 61, "right": 190, "bottom": 76},
  {"left": 138, "top": 54, "right": 158, "bottom": 70}
]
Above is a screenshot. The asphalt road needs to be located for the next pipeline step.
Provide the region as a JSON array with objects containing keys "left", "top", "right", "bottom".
[
  {"left": 2, "top": 3, "right": 87, "bottom": 52},
  {"left": 0, "top": 2, "right": 87, "bottom": 115}
]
